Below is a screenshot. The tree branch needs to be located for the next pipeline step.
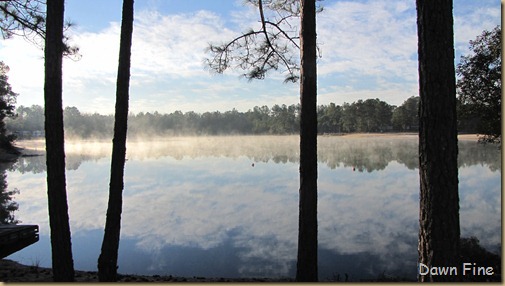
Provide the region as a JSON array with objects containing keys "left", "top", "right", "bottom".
[
  {"left": 206, "top": 0, "right": 306, "bottom": 82},
  {"left": 0, "top": 1, "right": 45, "bottom": 41},
  {"left": 0, "top": 0, "right": 80, "bottom": 59}
]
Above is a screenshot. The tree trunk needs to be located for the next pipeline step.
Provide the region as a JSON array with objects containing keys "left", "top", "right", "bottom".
[
  {"left": 44, "top": 0, "right": 75, "bottom": 282},
  {"left": 416, "top": 0, "right": 460, "bottom": 282},
  {"left": 296, "top": 0, "right": 318, "bottom": 282},
  {"left": 97, "top": 0, "right": 134, "bottom": 282}
]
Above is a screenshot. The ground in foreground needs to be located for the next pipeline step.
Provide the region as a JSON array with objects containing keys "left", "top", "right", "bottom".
[{"left": 0, "top": 259, "right": 294, "bottom": 282}]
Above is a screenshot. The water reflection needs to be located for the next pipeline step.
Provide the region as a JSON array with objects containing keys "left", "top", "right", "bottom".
[
  {"left": 0, "top": 161, "right": 19, "bottom": 224},
  {"left": 10, "top": 136, "right": 501, "bottom": 174},
  {"left": 5, "top": 136, "right": 501, "bottom": 281}
]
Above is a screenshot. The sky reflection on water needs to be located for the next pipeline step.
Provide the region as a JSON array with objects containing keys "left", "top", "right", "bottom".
[{"left": 4, "top": 136, "right": 501, "bottom": 281}]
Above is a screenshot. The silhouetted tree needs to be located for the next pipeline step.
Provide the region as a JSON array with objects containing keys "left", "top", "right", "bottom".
[
  {"left": 456, "top": 26, "right": 501, "bottom": 144},
  {"left": 207, "top": 0, "right": 319, "bottom": 280},
  {"left": 97, "top": 0, "right": 134, "bottom": 282},
  {"left": 416, "top": 0, "right": 460, "bottom": 282},
  {"left": 0, "top": 3, "right": 79, "bottom": 279},
  {"left": 296, "top": 0, "right": 317, "bottom": 281},
  {"left": 44, "top": 0, "right": 75, "bottom": 281},
  {"left": 0, "top": 62, "right": 18, "bottom": 151}
]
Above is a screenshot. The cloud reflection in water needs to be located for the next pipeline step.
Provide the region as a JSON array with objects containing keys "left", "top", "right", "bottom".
[{"left": 5, "top": 135, "right": 501, "bottom": 280}]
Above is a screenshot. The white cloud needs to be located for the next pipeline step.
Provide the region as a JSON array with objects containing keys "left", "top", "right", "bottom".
[
  {"left": 0, "top": 37, "right": 45, "bottom": 107},
  {"left": 313, "top": 0, "right": 420, "bottom": 106},
  {"left": 0, "top": 1, "right": 499, "bottom": 115},
  {"left": 59, "top": 8, "right": 250, "bottom": 114},
  {"left": 131, "top": 10, "right": 236, "bottom": 78},
  {"left": 63, "top": 9, "right": 238, "bottom": 83},
  {"left": 317, "top": 0, "right": 418, "bottom": 80},
  {"left": 65, "top": 23, "right": 121, "bottom": 81},
  {"left": 454, "top": 6, "right": 501, "bottom": 53}
]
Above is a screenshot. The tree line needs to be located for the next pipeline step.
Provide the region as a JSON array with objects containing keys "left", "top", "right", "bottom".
[{"left": 7, "top": 95, "right": 484, "bottom": 139}]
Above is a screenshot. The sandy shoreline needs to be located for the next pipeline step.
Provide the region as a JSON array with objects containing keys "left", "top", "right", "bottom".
[{"left": 329, "top": 132, "right": 480, "bottom": 141}]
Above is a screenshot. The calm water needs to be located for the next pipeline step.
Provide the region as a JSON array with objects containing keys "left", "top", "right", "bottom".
[{"left": 3, "top": 135, "right": 501, "bottom": 281}]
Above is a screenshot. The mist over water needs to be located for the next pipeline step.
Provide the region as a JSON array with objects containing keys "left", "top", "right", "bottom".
[{"left": 4, "top": 135, "right": 501, "bottom": 281}]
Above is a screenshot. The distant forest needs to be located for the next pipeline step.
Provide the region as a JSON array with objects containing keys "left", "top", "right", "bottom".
[{"left": 6, "top": 96, "right": 478, "bottom": 139}]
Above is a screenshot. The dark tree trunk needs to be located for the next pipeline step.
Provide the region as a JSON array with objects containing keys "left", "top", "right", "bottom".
[
  {"left": 97, "top": 0, "right": 134, "bottom": 282},
  {"left": 44, "top": 0, "right": 75, "bottom": 282},
  {"left": 416, "top": 0, "right": 460, "bottom": 282},
  {"left": 296, "top": 0, "right": 318, "bottom": 282}
]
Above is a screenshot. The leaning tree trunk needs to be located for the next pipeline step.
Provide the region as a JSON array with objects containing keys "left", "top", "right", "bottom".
[
  {"left": 97, "top": 0, "right": 134, "bottom": 282},
  {"left": 296, "top": 0, "right": 318, "bottom": 282},
  {"left": 44, "top": 0, "right": 75, "bottom": 281},
  {"left": 416, "top": 0, "right": 460, "bottom": 282}
]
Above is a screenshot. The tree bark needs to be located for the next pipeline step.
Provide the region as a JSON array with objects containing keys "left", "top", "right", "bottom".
[
  {"left": 97, "top": 0, "right": 134, "bottom": 282},
  {"left": 416, "top": 0, "right": 460, "bottom": 282},
  {"left": 44, "top": 0, "right": 75, "bottom": 282},
  {"left": 296, "top": 0, "right": 318, "bottom": 282}
]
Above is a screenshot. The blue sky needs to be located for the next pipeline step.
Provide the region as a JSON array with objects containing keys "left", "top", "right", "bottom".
[{"left": 0, "top": 0, "right": 500, "bottom": 115}]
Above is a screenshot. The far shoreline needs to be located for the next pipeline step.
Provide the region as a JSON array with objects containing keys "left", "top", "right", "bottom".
[
  {"left": 12, "top": 132, "right": 481, "bottom": 146},
  {"left": 4, "top": 133, "right": 485, "bottom": 164}
]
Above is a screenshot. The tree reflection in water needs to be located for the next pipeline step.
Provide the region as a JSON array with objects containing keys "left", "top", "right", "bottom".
[
  {"left": 0, "top": 161, "right": 19, "bottom": 224},
  {"left": 9, "top": 136, "right": 501, "bottom": 174},
  {"left": 4, "top": 136, "right": 501, "bottom": 280}
]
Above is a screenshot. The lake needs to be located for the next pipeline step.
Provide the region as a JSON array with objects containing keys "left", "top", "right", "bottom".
[{"left": 2, "top": 135, "right": 501, "bottom": 281}]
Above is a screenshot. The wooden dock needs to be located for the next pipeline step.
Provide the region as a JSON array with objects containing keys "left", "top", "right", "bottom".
[{"left": 0, "top": 225, "right": 39, "bottom": 258}]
